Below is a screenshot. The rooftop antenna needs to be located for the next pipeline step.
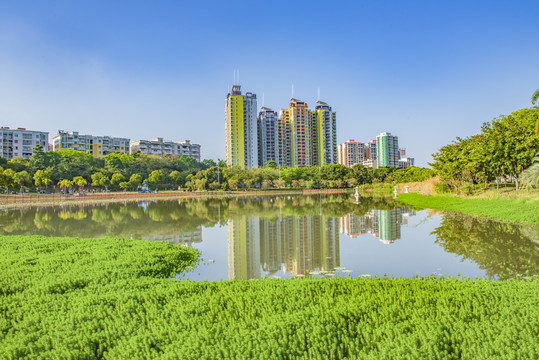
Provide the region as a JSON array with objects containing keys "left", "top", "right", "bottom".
[
  {"left": 237, "top": 69, "right": 240, "bottom": 84},
  {"left": 317, "top": 87, "right": 320, "bottom": 102},
  {"left": 291, "top": 84, "right": 294, "bottom": 99},
  {"left": 262, "top": 92, "right": 265, "bottom": 107},
  {"left": 233, "top": 70, "right": 236, "bottom": 86}
]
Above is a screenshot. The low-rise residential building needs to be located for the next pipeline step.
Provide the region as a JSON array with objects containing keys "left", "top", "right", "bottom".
[
  {"left": 129, "top": 138, "right": 201, "bottom": 162},
  {"left": 0, "top": 127, "right": 49, "bottom": 160},
  {"left": 337, "top": 139, "right": 364, "bottom": 167},
  {"left": 52, "top": 131, "right": 130, "bottom": 158}
]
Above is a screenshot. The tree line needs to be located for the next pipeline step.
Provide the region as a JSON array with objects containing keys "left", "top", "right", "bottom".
[
  {"left": 430, "top": 106, "right": 539, "bottom": 192},
  {"left": 0, "top": 145, "right": 434, "bottom": 192}
]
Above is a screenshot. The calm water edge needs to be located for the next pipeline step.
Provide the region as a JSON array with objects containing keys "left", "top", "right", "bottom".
[{"left": 1, "top": 194, "right": 537, "bottom": 280}]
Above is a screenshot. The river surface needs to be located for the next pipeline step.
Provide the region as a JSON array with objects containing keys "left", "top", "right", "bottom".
[{"left": 1, "top": 194, "right": 537, "bottom": 280}]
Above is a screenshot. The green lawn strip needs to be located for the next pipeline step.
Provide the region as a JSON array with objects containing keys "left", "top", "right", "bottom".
[
  {"left": 397, "top": 193, "right": 539, "bottom": 226},
  {"left": 1, "top": 236, "right": 538, "bottom": 359}
]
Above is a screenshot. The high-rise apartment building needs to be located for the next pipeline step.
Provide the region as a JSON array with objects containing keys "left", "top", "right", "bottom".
[
  {"left": 52, "top": 131, "right": 129, "bottom": 158},
  {"left": 129, "top": 138, "right": 201, "bottom": 161},
  {"left": 257, "top": 107, "right": 279, "bottom": 167},
  {"left": 363, "top": 139, "right": 378, "bottom": 168},
  {"left": 311, "top": 101, "right": 337, "bottom": 166},
  {"left": 0, "top": 127, "right": 49, "bottom": 160},
  {"left": 376, "top": 132, "right": 399, "bottom": 168},
  {"left": 337, "top": 139, "right": 364, "bottom": 167},
  {"left": 225, "top": 85, "right": 258, "bottom": 169},
  {"left": 284, "top": 98, "right": 311, "bottom": 167},
  {"left": 225, "top": 88, "right": 337, "bottom": 168},
  {"left": 278, "top": 111, "right": 292, "bottom": 167}
]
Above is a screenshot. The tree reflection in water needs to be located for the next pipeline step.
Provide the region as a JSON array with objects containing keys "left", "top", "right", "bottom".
[
  {"left": 432, "top": 213, "right": 539, "bottom": 279},
  {"left": 0, "top": 194, "right": 536, "bottom": 279}
]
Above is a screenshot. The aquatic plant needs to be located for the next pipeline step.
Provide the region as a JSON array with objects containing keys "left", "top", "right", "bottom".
[{"left": 1, "top": 235, "right": 538, "bottom": 359}]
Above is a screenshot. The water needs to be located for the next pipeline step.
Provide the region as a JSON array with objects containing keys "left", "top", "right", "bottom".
[{"left": 1, "top": 194, "right": 537, "bottom": 280}]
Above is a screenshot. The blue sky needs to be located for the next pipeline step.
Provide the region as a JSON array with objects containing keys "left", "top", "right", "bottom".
[{"left": 0, "top": 1, "right": 538, "bottom": 166}]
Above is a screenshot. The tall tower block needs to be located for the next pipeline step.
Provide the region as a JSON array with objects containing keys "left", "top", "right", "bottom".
[
  {"left": 225, "top": 85, "right": 258, "bottom": 169},
  {"left": 258, "top": 107, "right": 280, "bottom": 167},
  {"left": 376, "top": 132, "right": 399, "bottom": 168},
  {"left": 311, "top": 101, "right": 337, "bottom": 166},
  {"left": 287, "top": 98, "right": 311, "bottom": 167}
]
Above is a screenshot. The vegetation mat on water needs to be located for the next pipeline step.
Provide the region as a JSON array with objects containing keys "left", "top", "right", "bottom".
[
  {"left": 397, "top": 193, "right": 539, "bottom": 226},
  {"left": 1, "top": 236, "right": 538, "bottom": 359}
]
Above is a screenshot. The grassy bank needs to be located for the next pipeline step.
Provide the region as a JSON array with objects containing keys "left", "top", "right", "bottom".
[
  {"left": 397, "top": 193, "right": 539, "bottom": 226},
  {"left": 1, "top": 236, "right": 538, "bottom": 359}
]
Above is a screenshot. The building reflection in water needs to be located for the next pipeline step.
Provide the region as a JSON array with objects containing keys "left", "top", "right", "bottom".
[
  {"left": 339, "top": 208, "right": 414, "bottom": 244},
  {"left": 141, "top": 227, "right": 203, "bottom": 246},
  {"left": 228, "top": 214, "right": 340, "bottom": 280}
]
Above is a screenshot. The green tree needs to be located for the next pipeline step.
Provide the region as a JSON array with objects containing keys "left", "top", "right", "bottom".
[
  {"left": 208, "top": 181, "right": 220, "bottom": 190},
  {"left": 147, "top": 170, "right": 164, "bottom": 186},
  {"left": 72, "top": 176, "right": 87, "bottom": 191},
  {"left": 200, "top": 159, "right": 216, "bottom": 169},
  {"left": 57, "top": 179, "right": 73, "bottom": 192},
  {"left": 29, "top": 144, "right": 47, "bottom": 171},
  {"left": 194, "top": 178, "right": 207, "bottom": 190},
  {"left": 7, "top": 157, "right": 30, "bottom": 172},
  {"left": 129, "top": 173, "right": 142, "bottom": 189},
  {"left": 274, "top": 178, "right": 286, "bottom": 189},
  {"left": 265, "top": 160, "right": 278, "bottom": 169},
  {"left": 34, "top": 170, "right": 52, "bottom": 190},
  {"left": 350, "top": 164, "right": 373, "bottom": 185},
  {"left": 2, "top": 168, "right": 15, "bottom": 190},
  {"left": 91, "top": 172, "right": 110, "bottom": 190},
  {"left": 119, "top": 181, "right": 130, "bottom": 191},
  {"left": 111, "top": 172, "right": 126, "bottom": 190},
  {"left": 532, "top": 89, "right": 539, "bottom": 105},
  {"left": 168, "top": 170, "right": 182, "bottom": 185},
  {"left": 13, "top": 171, "right": 31, "bottom": 192},
  {"left": 490, "top": 108, "right": 539, "bottom": 190},
  {"left": 228, "top": 179, "right": 238, "bottom": 190},
  {"left": 532, "top": 89, "right": 539, "bottom": 139}
]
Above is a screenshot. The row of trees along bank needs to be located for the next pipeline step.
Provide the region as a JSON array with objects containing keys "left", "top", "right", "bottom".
[
  {"left": 0, "top": 146, "right": 434, "bottom": 192},
  {"left": 430, "top": 106, "right": 539, "bottom": 193}
]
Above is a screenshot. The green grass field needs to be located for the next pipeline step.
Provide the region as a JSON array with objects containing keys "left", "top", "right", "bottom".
[
  {"left": 1, "top": 236, "right": 538, "bottom": 359},
  {"left": 397, "top": 193, "right": 539, "bottom": 226}
]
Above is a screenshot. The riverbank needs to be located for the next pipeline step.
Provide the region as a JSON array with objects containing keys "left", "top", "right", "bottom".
[
  {"left": 1, "top": 235, "right": 537, "bottom": 359},
  {"left": 0, "top": 188, "right": 348, "bottom": 209},
  {"left": 397, "top": 193, "right": 539, "bottom": 226}
]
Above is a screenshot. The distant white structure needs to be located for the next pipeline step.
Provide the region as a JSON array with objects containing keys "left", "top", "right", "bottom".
[
  {"left": 398, "top": 157, "right": 415, "bottom": 168},
  {"left": 0, "top": 127, "right": 49, "bottom": 160}
]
